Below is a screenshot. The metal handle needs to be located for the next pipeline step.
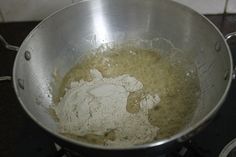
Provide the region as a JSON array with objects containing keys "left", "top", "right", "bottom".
[
  {"left": 0, "top": 35, "right": 19, "bottom": 51},
  {"left": 0, "top": 76, "right": 12, "bottom": 81},
  {"left": 225, "top": 32, "right": 236, "bottom": 80},
  {"left": 226, "top": 32, "right": 236, "bottom": 41},
  {"left": 0, "top": 35, "right": 19, "bottom": 82}
]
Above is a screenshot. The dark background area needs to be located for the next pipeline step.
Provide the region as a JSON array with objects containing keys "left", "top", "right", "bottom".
[{"left": 0, "top": 14, "right": 236, "bottom": 157}]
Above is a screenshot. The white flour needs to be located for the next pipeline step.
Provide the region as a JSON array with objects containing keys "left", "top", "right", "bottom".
[{"left": 54, "top": 69, "right": 160, "bottom": 146}]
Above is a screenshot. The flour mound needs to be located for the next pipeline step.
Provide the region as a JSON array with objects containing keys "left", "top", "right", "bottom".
[{"left": 54, "top": 69, "right": 160, "bottom": 146}]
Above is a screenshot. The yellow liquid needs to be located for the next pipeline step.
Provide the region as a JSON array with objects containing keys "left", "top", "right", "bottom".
[{"left": 54, "top": 45, "right": 200, "bottom": 145}]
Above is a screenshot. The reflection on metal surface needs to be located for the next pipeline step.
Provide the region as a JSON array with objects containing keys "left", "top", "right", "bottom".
[
  {"left": 225, "top": 32, "right": 236, "bottom": 80},
  {"left": 220, "top": 138, "right": 236, "bottom": 157},
  {"left": 92, "top": 0, "right": 110, "bottom": 43},
  {"left": 0, "top": 76, "right": 11, "bottom": 81},
  {"left": 17, "top": 78, "right": 24, "bottom": 90},
  {"left": 233, "top": 72, "right": 236, "bottom": 80},
  {"left": 24, "top": 51, "right": 31, "bottom": 61},
  {"left": 224, "top": 70, "right": 230, "bottom": 80},
  {"left": 225, "top": 32, "right": 236, "bottom": 41},
  {"left": 215, "top": 41, "right": 222, "bottom": 52}
]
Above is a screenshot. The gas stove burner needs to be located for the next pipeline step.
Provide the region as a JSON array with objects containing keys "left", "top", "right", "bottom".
[
  {"left": 219, "top": 138, "right": 236, "bottom": 157},
  {"left": 166, "top": 141, "right": 206, "bottom": 157},
  {"left": 52, "top": 141, "right": 205, "bottom": 157}
]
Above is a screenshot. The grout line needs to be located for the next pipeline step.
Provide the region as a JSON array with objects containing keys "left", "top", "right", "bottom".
[
  {"left": 220, "top": 0, "right": 230, "bottom": 33},
  {"left": 224, "top": 0, "right": 229, "bottom": 14}
]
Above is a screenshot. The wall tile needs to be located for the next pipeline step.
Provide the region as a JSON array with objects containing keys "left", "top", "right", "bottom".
[
  {"left": 173, "top": 0, "right": 226, "bottom": 14},
  {"left": 73, "top": 0, "right": 227, "bottom": 14},
  {"left": 71, "top": 0, "right": 83, "bottom": 3},
  {"left": 0, "top": 0, "right": 71, "bottom": 22},
  {"left": 0, "top": 9, "right": 4, "bottom": 22},
  {"left": 227, "top": 0, "right": 236, "bottom": 13},
  {"left": 0, "top": 0, "right": 229, "bottom": 22}
]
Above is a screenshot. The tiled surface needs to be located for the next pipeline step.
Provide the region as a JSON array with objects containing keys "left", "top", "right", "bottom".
[
  {"left": 227, "top": 0, "right": 236, "bottom": 13},
  {"left": 0, "top": 8, "right": 4, "bottom": 22},
  {"left": 0, "top": 0, "right": 71, "bottom": 22},
  {"left": 173, "top": 0, "right": 226, "bottom": 14},
  {"left": 0, "top": 0, "right": 233, "bottom": 22}
]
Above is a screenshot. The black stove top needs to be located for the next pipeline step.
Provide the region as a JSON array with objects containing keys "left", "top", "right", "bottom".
[{"left": 0, "top": 15, "right": 236, "bottom": 157}]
